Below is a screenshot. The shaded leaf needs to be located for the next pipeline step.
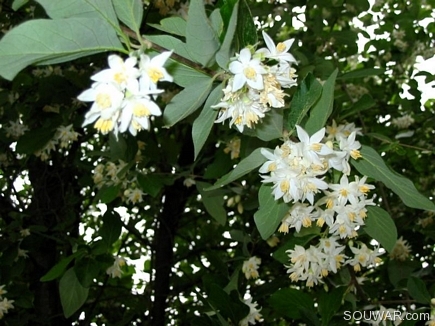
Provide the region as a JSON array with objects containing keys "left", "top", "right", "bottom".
[
  {"left": 304, "top": 69, "right": 338, "bottom": 135},
  {"left": 197, "top": 181, "right": 227, "bottom": 225},
  {"left": 364, "top": 206, "right": 397, "bottom": 253},
  {"left": 12, "top": 0, "right": 29, "bottom": 10},
  {"left": 59, "top": 268, "right": 89, "bottom": 318},
  {"left": 269, "top": 288, "right": 314, "bottom": 319},
  {"left": 207, "top": 148, "right": 266, "bottom": 190},
  {"left": 318, "top": 287, "right": 346, "bottom": 325},
  {"left": 74, "top": 257, "right": 100, "bottom": 288},
  {"left": 100, "top": 210, "right": 122, "bottom": 248},
  {"left": 40, "top": 254, "right": 77, "bottom": 282},
  {"left": 216, "top": 0, "right": 239, "bottom": 69},
  {"left": 95, "top": 184, "right": 121, "bottom": 204},
  {"left": 407, "top": 277, "right": 431, "bottom": 304},
  {"left": 338, "top": 68, "right": 385, "bottom": 80},
  {"left": 286, "top": 73, "right": 322, "bottom": 132},
  {"left": 137, "top": 173, "right": 164, "bottom": 197},
  {"left": 16, "top": 128, "right": 56, "bottom": 154},
  {"left": 244, "top": 109, "right": 283, "bottom": 141}
]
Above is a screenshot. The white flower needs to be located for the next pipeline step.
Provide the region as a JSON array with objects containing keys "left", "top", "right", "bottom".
[
  {"left": 91, "top": 55, "right": 140, "bottom": 92},
  {"left": 55, "top": 124, "right": 80, "bottom": 148},
  {"left": 229, "top": 48, "right": 267, "bottom": 92},
  {"left": 296, "top": 125, "right": 333, "bottom": 165},
  {"left": 4, "top": 120, "right": 28, "bottom": 139},
  {"left": 106, "top": 256, "right": 126, "bottom": 278},
  {"left": 347, "top": 244, "right": 383, "bottom": 271},
  {"left": 239, "top": 297, "right": 262, "bottom": 325},
  {"left": 124, "top": 188, "right": 144, "bottom": 205},
  {"left": 139, "top": 51, "right": 173, "bottom": 94},
  {"left": 242, "top": 256, "right": 261, "bottom": 280},
  {"left": 391, "top": 115, "right": 414, "bottom": 129},
  {"left": 257, "top": 31, "right": 297, "bottom": 65},
  {"left": 214, "top": 86, "right": 266, "bottom": 132},
  {"left": 78, "top": 82, "right": 124, "bottom": 135},
  {"left": 119, "top": 93, "right": 162, "bottom": 135}
]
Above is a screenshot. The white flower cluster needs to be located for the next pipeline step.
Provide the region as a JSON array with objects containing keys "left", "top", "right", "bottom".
[
  {"left": 259, "top": 123, "right": 382, "bottom": 286},
  {"left": 0, "top": 285, "right": 14, "bottom": 320},
  {"left": 391, "top": 114, "right": 414, "bottom": 129},
  {"left": 34, "top": 124, "right": 80, "bottom": 161},
  {"left": 4, "top": 119, "right": 28, "bottom": 139},
  {"left": 93, "top": 160, "right": 145, "bottom": 205},
  {"left": 242, "top": 256, "right": 261, "bottom": 280},
  {"left": 239, "top": 297, "right": 262, "bottom": 326},
  {"left": 78, "top": 51, "right": 173, "bottom": 136},
  {"left": 214, "top": 31, "right": 297, "bottom": 132}
]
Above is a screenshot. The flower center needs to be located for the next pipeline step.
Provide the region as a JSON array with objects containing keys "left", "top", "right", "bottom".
[
  {"left": 276, "top": 42, "right": 286, "bottom": 53},
  {"left": 243, "top": 66, "right": 257, "bottom": 80},
  {"left": 96, "top": 93, "right": 112, "bottom": 109},
  {"left": 94, "top": 118, "right": 113, "bottom": 134},
  {"left": 133, "top": 103, "right": 150, "bottom": 117},
  {"left": 114, "top": 72, "right": 126, "bottom": 85},
  {"left": 148, "top": 68, "right": 164, "bottom": 84}
]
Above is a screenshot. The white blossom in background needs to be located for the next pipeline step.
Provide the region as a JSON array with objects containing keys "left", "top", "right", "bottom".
[
  {"left": 389, "top": 236, "right": 412, "bottom": 261},
  {"left": 34, "top": 124, "right": 80, "bottom": 161},
  {"left": 4, "top": 119, "right": 28, "bottom": 139},
  {"left": 214, "top": 32, "right": 297, "bottom": 132},
  {"left": 0, "top": 285, "right": 14, "bottom": 320},
  {"left": 106, "top": 256, "right": 127, "bottom": 278},
  {"left": 242, "top": 256, "right": 261, "bottom": 280},
  {"left": 391, "top": 115, "right": 415, "bottom": 129},
  {"left": 78, "top": 51, "right": 173, "bottom": 136},
  {"left": 239, "top": 297, "right": 262, "bottom": 326}
]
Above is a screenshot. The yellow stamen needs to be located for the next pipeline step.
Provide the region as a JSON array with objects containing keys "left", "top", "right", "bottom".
[
  {"left": 94, "top": 119, "right": 114, "bottom": 134},
  {"left": 351, "top": 149, "right": 362, "bottom": 160},
  {"left": 96, "top": 93, "right": 112, "bottom": 109},
  {"left": 133, "top": 103, "right": 150, "bottom": 117},
  {"left": 243, "top": 67, "right": 257, "bottom": 80},
  {"left": 148, "top": 67, "right": 164, "bottom": 83},
  {"left": 276, "top": 42, "right": 286, "bottom": 53}
]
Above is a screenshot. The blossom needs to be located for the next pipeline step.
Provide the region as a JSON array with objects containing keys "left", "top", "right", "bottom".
[
  {"left": 106, "top": 256, "right": 126, "bottom": 278},
  {"left": 242, "top": 256, "right": 261, "bottom": 280},
  {"left": 389, "top": 236, "right": 412, "bottom": 261},
  {"left": 78, "top": 82, "right": 124, "bottom": 134},
  {"left": 229, "top": 48, "right": 267, "bottom": 92},
  {"left": 391, "top": 115, "right": 414, "bottom": 129},
  {"left": 124, "top": 188, "right": 144, "bottom": 205},
  {"left": 239, "top": 297, "right": 262, "bottom": 325},
  {"left": 139, "top": 51, "right": 173, "bottom": 94},
  {"left": 4, "top": 119, "right": 28, "bottom": 139},
  {"left": 0, "top": 297, "right": 14, "bottom": 319},
  {"left": 91, "top": 55, "right": 139, "bottom": 92},
  {"left": 347, "top": 244, "right": 383, "bottom": 272},
  {"left": 257, "top": 31, "right": 297, "bottom": 65}
]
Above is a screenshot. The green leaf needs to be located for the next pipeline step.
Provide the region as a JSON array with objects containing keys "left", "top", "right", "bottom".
[
  {"left": 112, "top": 0, "right": 143, "bottom": 33},
  {"left": 168, "top": 59, "right": 212, "bottom": 88},
  {"left": 197, "top": 182, "right": 227, "bottom": 225},
  {"left": 244, "top": 109, "right": 283, "bottom": 141},
  {"left": 318, "top": 287, "right": 346, "bottom": 325},
  {"left": 137, "top": 173, "right": 164, "bottom": 197},
  {"left": 407, "top": 277, "right": 431, "bottom": 304},
  {"left": 74, "top": 257, "right": 101, "bottom": 288},
  {"left": 163, "top": 78, "right": 213, "bottom": 127},
  {"left": 95, "top": 184, "right": 121, "bottom": 204},
  {"left": 16, "top": 128, "right": 56, "bottom": 154},
  {"left": 40, "top": 254, "right": 77, "bottom": 282},
  {"left": 35, "top": 0, "right": 119, "bottom": 29},
  {"left": 340, "top": 94, "right": 375, "bottom": 119},
  {"left": 186, "top": 0, "right": 220, "bottom": 66},
  {"left": 12, "top": 0, "right": 29, "bottom": 10},
  {"left": 338, "top": 68, "right": 385, "bottom": 80},
  {"left": 210, "top": 9, "right": 224, "bottom": 38},
  {"left": 146, "top": 35, "right": 195, "bottom": 62},
  {"left": 254, "top": 184, "right": 289, "bottom": 240},
  {"left": 208, "top": 284, "right": 249, "bottom": 323},
  {"left": 304, "top": 69, "right": 338, "bottom": 135},
  {"left": 352, "top": 145, "right": 435, "bottom": 211},
  {"left": 216, "top": 0, "right": 239, "bottom": 69},
  {"left": 286, "top": 73, "right": 322, "bottom": 133},
  {"left": 364, "top": 206, "right": 397, "bottom": 253},
  {"left": 269, "top": 288, "right": 314, "bottom": 319},
  {"left": 234, "top": 0, "right": 257, "bottom": 48},
  {"left": 0, "top": 18, "right": 124, "bottom": 81},
  {"left": 59, "top": 268, "right": 89, "bottom": 318},
  {"left": 388, "top": 260, "right": 419, "bottom": 288},
  {"left": 192, "top": 83, "right": 223, "bottom": 159},
  {"left": 148, "top": 17, "right": 187, "bottom": 37},
  {"left": 207, "top": 147, "right": 267, "bottom": 190},
  {"left": 100, "top": 210, "right": 122, "bottom": 248}
]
